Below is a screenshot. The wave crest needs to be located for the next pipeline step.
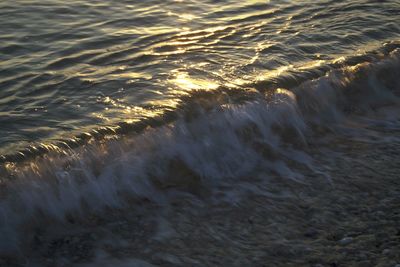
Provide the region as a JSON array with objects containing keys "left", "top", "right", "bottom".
[{"left": 0, "top": 42, "right": 400, "bottom": 252}]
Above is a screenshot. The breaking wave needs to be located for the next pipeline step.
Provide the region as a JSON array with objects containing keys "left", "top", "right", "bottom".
[{"left": 0, "top": 42, "right": 399, "bottom": 252}]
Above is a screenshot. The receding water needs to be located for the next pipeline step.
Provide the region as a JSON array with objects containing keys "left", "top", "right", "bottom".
[{"left": 1, "top": 0, "right": 399, "bottom": 155}]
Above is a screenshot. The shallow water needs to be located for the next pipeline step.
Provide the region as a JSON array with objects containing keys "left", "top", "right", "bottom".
[
  {"left": 1, "top": 0, "right": 400, "bottom": 258},
  {"left": 1, "top": 0, "right": 399, "bottom": 154}
]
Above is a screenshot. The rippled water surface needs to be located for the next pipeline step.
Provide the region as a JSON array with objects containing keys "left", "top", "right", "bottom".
[{"left": 1, "top": 0, "right": 399, "bottom": 154}]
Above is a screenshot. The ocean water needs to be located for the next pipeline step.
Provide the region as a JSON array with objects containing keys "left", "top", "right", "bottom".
[
  {"left": 1, "top": 0, "right": 399, "bottom": 155},
  {"left": 0, "top": 0, "right": 400, "bottom": 255}
]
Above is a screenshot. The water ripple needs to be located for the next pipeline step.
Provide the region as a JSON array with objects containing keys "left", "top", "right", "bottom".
[{"left": 0, "top": 0, "right": 399, "bottom": 153}]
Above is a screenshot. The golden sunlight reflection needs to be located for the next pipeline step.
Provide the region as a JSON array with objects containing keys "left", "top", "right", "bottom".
[
  {"left": 112, "top": 26, "right": 172, "bottom": 36},
  {"left": 177, "top": 25, "right": 230, "bottom": 39},
  {"left": 258, "top": 59, "right": 327, "bottom": 81},
  {"left": 275, "top": 88, "right": 295, "bottom": 100},
  {"left": 168, "top": 11, "right": 197, "bottom": 21},
  {"left": 110, "top": 72, "right": 153, "bottom": 81},
  {"left": 298, "top": 59, "right": 326, "bottom": 70},
  {"left": 259, "top": 65, "right": 293, "bottom": 80},
  {"left": 144, "top": 98, "right": 181, "bottom": 110},
  {"left": 93, "top": 96, "right": 165, "bottom": 124},
  {"left": 172, "top": 72, "right": 219, "bottom": 91}
]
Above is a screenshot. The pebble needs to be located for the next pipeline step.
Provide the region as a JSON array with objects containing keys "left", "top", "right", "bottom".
[
  {"left": 357, "top": 260, "right": 372, "bottom": 267},
  {"left": 338, "top": 237, "right": 353, "bottom": 245},
  {"left": 375, "top": 232, "right": 389, "bottom": 240},
  {"left": 304, "top": 229, "right": 318, "bottom": 238},
  {"left": 71, "top": 237, "right": 80, "bottom": 244},
  {"left": 358, "top": 252, "right": 367, "bottom": 260},
  {"left": 375, "top": 211, "right": 385, "bottom": 217},
  {"left": 152, "top": 252, "right": 182, "bottom": 264}
]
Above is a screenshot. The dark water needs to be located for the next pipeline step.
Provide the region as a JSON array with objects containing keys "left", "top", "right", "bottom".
[
  {"left": 1, "top": 0, "right": 399, "bottom": 155},
  {"left": 1, "top": 0, "right": 400, "bottom": 256}
]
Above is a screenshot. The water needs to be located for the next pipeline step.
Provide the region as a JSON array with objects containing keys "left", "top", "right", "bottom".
[
  {"left": 0, "top": 0, "right": 400, "bottom": 259},
  {"left": 1, "top": 0, "right": 399, "bottom": 155}
]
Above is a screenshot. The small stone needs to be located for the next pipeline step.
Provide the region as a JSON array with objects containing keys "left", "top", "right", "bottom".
[
  {"left": 382, "top": 249, "right": 391, "bottom": 255},
  {"left": 358, "top": 252, "right": 367, "bottom": 260},
  {"left": 304, "top": 229, "right": 319, "bottom": 238},
  {"left": 152, "top": 252, "right": 182, "bottom": 265},
  {"left": 89, "top": 233, "right": 97, "bottom": 240},
  {"left": 375, "top": 232, "right": 389, "bottom": 240},
  {"left": 339, "top": 237, "right": 353, "bottom": 245},
  {"left": 357, "top": 260, "right": 372, "bottom": 267},
  {"left": 375, "top": 211, "right": 385, "bottom": 216}
]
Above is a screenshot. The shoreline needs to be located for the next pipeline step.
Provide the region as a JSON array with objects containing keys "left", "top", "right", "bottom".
[{"left": 2, "top": 112, "right": 399, "bottom": 267}]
